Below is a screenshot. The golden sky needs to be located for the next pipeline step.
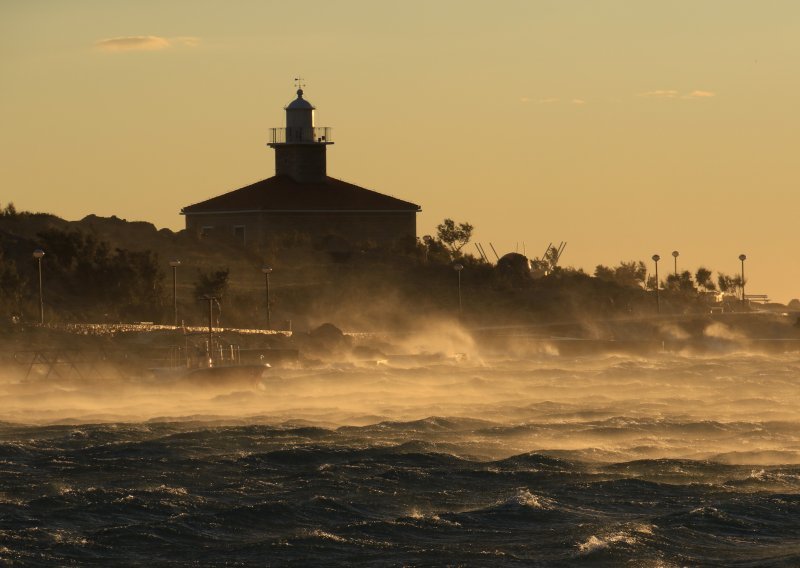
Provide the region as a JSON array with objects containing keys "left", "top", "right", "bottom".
[{"left": 2, "top": 1, "right": 798, "bottom": 301}]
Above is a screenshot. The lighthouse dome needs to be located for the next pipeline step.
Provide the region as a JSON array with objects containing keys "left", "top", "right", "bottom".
[{"left": 286, "top": 88, "right": 315, "bottom": 110}]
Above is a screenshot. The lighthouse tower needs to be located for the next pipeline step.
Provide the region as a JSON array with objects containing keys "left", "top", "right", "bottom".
[
  {"left": 267, "top": 85, "right": 333, "bottom": 183},
  {"left": 182, "top": 82, "right": 419, "bottom": 248}
]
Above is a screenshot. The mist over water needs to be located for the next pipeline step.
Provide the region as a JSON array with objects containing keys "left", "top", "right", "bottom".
[
  {"left": 3, "top": 338, "right": 799, "bottom": 464},
  {"left": 2, "top": 328, "right": 800, "bottom": 565}
]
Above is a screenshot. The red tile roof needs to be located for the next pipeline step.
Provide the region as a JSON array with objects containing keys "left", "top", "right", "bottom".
[{"left": 181, "top": 176, "right": 420, "bottom": 214}]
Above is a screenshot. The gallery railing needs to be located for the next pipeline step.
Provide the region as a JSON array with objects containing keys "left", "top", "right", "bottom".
[{"left": 269, "top": 127, "right": 333, "bottom": 144}]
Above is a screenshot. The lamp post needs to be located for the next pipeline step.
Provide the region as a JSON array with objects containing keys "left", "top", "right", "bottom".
[
  {"left": 652, "top": 254, "right": 661, "bottom": 314},
  {"left": 169, "top": 260, "right": 181, "bottom": 326},
  {"left": 261, "top": 266, "right": 273, "bottom": 329},
  {"left": 453, "top": 263, "right": 464, "bottom": 314},
  {"left": 201, "top": 295, "right": 217, "bottom": 366},
  {"left": 739, "top": 254, "right": 747, "bottom": 304},
  {"left": 33, "top": 249, "right": 45, "bottom": 324},
  {"left": 672, "top": 250, "right": 679, "bottom": 277}
]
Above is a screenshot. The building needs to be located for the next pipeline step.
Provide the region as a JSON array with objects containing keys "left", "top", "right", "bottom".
[{"left": 181, "top": 87, "right": 421, "bottom": 248}]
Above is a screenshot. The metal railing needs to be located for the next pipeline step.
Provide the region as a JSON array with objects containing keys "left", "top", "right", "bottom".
[{"left": 269, "top": 127, "right": 333, "bottom": 144}]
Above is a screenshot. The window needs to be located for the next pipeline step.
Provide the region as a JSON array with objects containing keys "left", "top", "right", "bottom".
[
  {"left": 233, "top": 225, "right": 246, "bottom": 245},
  {"left": 200, "top": 226, "right": 213, "bottom": 238}
]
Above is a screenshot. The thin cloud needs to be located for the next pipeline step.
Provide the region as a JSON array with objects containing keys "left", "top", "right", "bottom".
[
  {"left": 571, "top": 98, "right": 586, "bottom": 105},
  {"left": 95, "top": 36, "right": 171, "bottom": 52},
  {"left": 637, "top": 89, "right": 716, "bottom": 100},
  {"left": 174, "top": 36, "right": 200, "bottom": 48},
  {"left": 94, "top": 35, "right": 200, "bottom": 52},
  {"left": 521, "top": 97, "right": 561, "bottom": 104},
  {"left": 638, "top": 90, "right": 679, "bottom": 98},
  {"left": 684, "top": 90, "right": 715, "bottom": 99}
]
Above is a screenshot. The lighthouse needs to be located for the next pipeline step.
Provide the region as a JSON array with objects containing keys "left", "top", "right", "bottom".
[
  {"left": 181, "top": 82, "right": 420, "bottom": 247},
  {"left": 267, "top": 87, "right": 333, "bottom": 183}
]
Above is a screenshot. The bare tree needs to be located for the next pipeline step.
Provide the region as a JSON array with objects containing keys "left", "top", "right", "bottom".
[{"left": 435, "top": 219, "right": 474, "bottom": 254}]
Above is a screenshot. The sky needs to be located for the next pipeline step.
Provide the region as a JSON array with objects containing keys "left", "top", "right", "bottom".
[{"left": 2, "top": 1, "right": 799, "bottom": 302}]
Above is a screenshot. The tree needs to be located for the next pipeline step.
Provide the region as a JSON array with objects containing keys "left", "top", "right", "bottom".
[
  {"left": 731, "top": 275, "right": 744, "bottom": 295},
  {"left": 615, "top": 261, "right": 647, "bottom": 288},
  {"left": 543, "top": 245, "right": 561, "bottom": 271},
  {"left": 718, "top": 273, "right": 745, "bottom": 297},
  {"left": 1, "top": 202, "right": 17, "bottom": 216},
  {"left": 435, "top": 218, "right": 474, "bottom": 254},
  {"left": 418, "top": 235, "right": 451, "bottom": 264},
  {"left": 0, "top": 249, "right": 24, "bottom": 316},
  {"left": 110, "top": 248, "right": 164, "bottom": 318},
  {"left": 666, "top": 270, "right": 695, "bottom": 292},
  {"left": 194, "top": 268, "right": 230, "bottom": 300},
  {"left": 594, "top": 265, "right": 615, "bottom": 281},
  {"left": 695, "top": 267, "right": 715, "bottom": 291},
  {"left": 421, "top": 234, "right": 447, "bottom": 255},
  {"left": 595, "top": 261, "right": 646, "bottom": 288},
  {"left": 719, "top": 274, "right": 731, "bottom": 293},
  {"left": 34, "top": 228, "right": 166, "bottom": 320}
]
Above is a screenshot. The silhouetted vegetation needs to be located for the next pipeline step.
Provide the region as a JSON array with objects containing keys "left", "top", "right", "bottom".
[
  {"left": 695, "top": 267, "right": 715, "bottom": 291},
  {"left": 2, "top": 202, "right": 18, "bottom": 217},
  {"left": 0, "top": 209, "right": 790, "bottom": 330},
  {"left": 417, "top": 218, "right": 477, "bottom": 265},
  {"left": 0, "top": 223, "right": 164, "bottom": 323},
  {"left": 0, "top": 247, "right": 25, "bottom": 318},
  {"left": 434, "top": 218, "right": 474, "bottom": 254},
  {"left": 594, "top": 261, "right": 647, "bottom": 288},
  {"left": 194, "top": 268, "right": 230, "bottom": 300}
]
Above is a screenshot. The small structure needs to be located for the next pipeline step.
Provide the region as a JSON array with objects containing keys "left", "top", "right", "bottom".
[
  {"left": 181, "top": 86, "right": 421, "bottom": 247},
  {"left": 497, "top": 253, "right": 532, "bottom": 275}
]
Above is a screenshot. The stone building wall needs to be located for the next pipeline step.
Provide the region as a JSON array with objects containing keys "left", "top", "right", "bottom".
[
  {"left": 273, "top": 145, "right": 327, "bottom": 183},
  {"left": 185, "top": 211, "right": 416, "bottom": 246}
]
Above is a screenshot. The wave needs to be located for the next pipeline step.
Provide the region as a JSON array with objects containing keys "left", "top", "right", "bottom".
[
  {"left": 339, "top": 415, "right": 496, "bottom": 435},
  {"left": 576, "top": 523, "right": 654, "bottom": 557},
  {"left": 711, "top": 450, "right": 800, "bottom": 466},
  {"left": 490, "top": 452, "right": 578, "bottom": 472},
  {"left": 437, "top": 488, "right": 566, "bottom": 530}
]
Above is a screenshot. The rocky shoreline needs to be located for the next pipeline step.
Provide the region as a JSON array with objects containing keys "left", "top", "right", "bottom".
[{"left": 1, "top": 311, "right": 798, "bottom": 372}]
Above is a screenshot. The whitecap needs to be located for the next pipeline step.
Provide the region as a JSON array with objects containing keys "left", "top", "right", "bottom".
[
  {"left": 406, "top": 508, "right": 461, "bottom": 527},
  {"left": 502, "top": 488, "right": 554, "bottom": 509},
  {"left": 307, "top": 529, "right": 348, "bottom": 543},
  {"left": 577, "top": 532, "right": 637, "bottom": 554}
]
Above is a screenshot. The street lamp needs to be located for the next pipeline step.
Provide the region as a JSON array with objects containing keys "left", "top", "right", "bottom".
[
  {"left": 169, "top": 259, "right": 181, "bottom": 326},
  {"left": 652, "top": 254, "right": 661, "bottom": 314},
  {"left": 33, "top": 249, "right": 45, "bottom": 324},
  {"left": 201, "top": 295, "right": 218, "bottom": 366},
  {"left": 739, "top": 254, "right": 747, "bottom": 304},
  {"left": 672, "top": 250, "right": 679, "bottom": 277},
  {"left": 261, "top": 266, "right": 273, "bottom": 329},
  {"left": 453, "top": 263, "right": 464, "bottom": 314}
]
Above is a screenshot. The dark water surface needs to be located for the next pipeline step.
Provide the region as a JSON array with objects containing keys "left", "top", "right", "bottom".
[{"left": 2, "top": 352, "right": 800, "bottom": 566}]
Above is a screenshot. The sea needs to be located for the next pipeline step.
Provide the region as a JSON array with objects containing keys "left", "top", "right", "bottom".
[{"left": 1, "top": 334, "right": 800, "bottom": 566}]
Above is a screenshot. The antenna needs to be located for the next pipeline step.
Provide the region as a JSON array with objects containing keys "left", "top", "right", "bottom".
[
  {"left": 555, "top": 242, "right": 567, "bottom": 264},
  {"left": 489, "top": 242, "right": 500, "bottom": 261},
  {"left": 476, "top": 243, "right": 487, "bottom": 262}
]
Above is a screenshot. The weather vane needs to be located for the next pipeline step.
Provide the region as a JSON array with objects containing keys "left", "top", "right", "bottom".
[{"left": 294, "top": 76, "right": 306, "bottom": 90}]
